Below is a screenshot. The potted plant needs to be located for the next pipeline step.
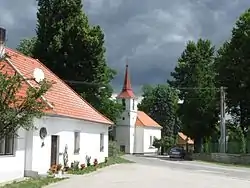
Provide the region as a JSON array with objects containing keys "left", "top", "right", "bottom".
[
  {"left": 86, "top": 155, "right": 91, "bottom": 167},
  {"left": 93, "top": 159, "right": 98, "bottom": 167},
  {"left": 80, "top": 164, "right": 86, "bottom": 170},
  {"left": 56, "top": 164, "right": 63, "bottom": 178}
]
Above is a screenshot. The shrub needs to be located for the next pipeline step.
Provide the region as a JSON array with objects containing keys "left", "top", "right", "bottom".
[{"left": 108, "top": 141, "right": 120, "bottom": 157}]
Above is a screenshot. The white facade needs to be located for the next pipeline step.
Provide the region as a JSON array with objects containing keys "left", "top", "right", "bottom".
[
  {"left": 0, "top": 115, "right": 109, "bottom": 183},
  {"left": 115, "top": 96, "right": 161, "bottom": 154}
]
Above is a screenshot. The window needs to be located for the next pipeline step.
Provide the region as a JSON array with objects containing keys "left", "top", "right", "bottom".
[
  {"left": 122, "top": 99, "right": 126, "bottom": 110},
  {"left": 132, "top": 99, "right": 135, "bottom": 110},
  {"left": 0, "top": 136, "right": 14, "bottom": 155},
  {"left": 149, "top": 136, "right": 154, "bottom": 147},
  {"left": 74, "top": 132, "right": 80, "bottom": 154},
  {"left": 100, "top": 133, "right": 104, "bottom": 152},
  {"left": 122, "top": 117, "right": 125, "bottom": 120}
]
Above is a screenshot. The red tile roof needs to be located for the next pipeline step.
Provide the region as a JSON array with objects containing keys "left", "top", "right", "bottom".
[
  {"left": 135, "top": 111, "right": 162, "bottom": 128},
  {"left": 117, "top": 64, "right": 135, "bottom": 99},
  {"left": 1, "top": 48, "right": 113, "bottom": 125},
  {"left": 178, "top": 132, "right": 194, "bottom": 144}
]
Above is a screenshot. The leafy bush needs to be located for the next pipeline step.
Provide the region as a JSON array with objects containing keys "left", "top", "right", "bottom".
[{"left": 108, "top": 141, "right": 121, "bottom": 157}]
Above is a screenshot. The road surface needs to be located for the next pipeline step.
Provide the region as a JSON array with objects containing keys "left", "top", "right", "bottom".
[{"left": 47, "top": 155, "right": 250, "bottom": 188}]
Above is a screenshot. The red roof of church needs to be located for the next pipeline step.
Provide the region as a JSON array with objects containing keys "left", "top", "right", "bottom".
[
  {"left": 0, "top": 48, "right": 113, "bottom": 125},
  {"left": 135, "top": 111, "right": 162, "bottom": 128},
  {"left": 117, "top": 64, "right": 135, "bottom": 99}
]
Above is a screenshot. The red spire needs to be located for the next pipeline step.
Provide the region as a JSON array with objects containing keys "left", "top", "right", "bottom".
[{"left": 117, "top": 61, "right": 135, "bottom": 99}]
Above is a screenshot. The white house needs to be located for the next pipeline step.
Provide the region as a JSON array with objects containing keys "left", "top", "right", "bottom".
[
  {"left": 114, "top": 64, "right": 162, "bottom": 154},
  {"left": 0, "top": 47, "right": 113, "bottom": 183}
]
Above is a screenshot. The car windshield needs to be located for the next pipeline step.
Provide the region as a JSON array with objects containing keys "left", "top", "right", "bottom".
[{"left": 170, "top": 147, "right": 181, "bottom": 152}]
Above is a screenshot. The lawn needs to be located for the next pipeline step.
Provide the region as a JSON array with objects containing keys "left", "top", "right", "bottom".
[
  {"left": 67, "top": 156, "right": 133, "bottom": 175},
  {"left": 1, "top": 177, "right": 65, "bottom": 188}
]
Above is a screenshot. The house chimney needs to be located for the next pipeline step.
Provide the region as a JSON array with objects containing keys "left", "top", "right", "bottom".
[{"left": 0, "top": 27, "right": 6, "bottom": 58}]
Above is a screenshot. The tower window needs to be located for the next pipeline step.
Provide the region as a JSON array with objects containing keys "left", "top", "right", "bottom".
[
  {"left": 122, "top": 117, "right": 125, "bottom": 120},
  {"left": 132, "top": 99, "right": 135, "bottom": 110},
  {"left": 122, "top": 99, "right": 126, "bottom": 110}
]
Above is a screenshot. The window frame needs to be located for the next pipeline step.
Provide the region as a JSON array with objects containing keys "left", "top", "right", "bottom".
[
  {"left": 149, "top": 136, "right": 155, "bottom": 148},
  {"left": 74, "top": 131, "right": 80, "bottom": 155},
  {"left": 0, "top": 135, "right": 15, "bottom": 156},
  {"left": 122, "top": 99, "right": 126, "bottom": 110}
]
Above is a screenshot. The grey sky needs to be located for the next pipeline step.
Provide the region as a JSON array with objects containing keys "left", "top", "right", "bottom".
[{"left": 0, "top": 0, "right": 249, "bottom": 94}]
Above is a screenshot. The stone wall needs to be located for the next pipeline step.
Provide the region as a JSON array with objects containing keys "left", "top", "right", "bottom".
[{"left": 192, "top": 153, "right": 250, "bottom": 165}]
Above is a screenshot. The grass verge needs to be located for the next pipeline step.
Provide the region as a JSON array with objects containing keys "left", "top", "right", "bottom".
[
  {"left": 1, "top": 177, "right": 66, "bottom": 188},
  {"left": 68, "top": 156, "right": 133, "bottom": 175}
]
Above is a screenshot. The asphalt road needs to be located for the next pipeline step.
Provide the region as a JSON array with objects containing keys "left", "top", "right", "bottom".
[
  {"left": 124, "top": 155, "right": 250, "bottom": 181},
  {"left": 47, "top": 155, "right": 250, "bottom": 188}
]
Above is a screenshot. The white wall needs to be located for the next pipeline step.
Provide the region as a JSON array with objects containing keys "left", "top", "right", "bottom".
[
  {"left": 143, "top": 127, "right": 161, "bottom": 153},
  {"left": 0, "top": 129, "right": 26, "bottom": 183},
  {"left": 115, "top": 125, "right": 130, "bottom": 153},
  {"left": 28, "top": 116, "right": 109, "bottom": 175},
  {"left": 134, "top": 126, "right": 144, "bottom": 153}
]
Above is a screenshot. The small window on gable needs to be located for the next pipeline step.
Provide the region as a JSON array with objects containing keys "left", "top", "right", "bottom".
[
  {"left": 122, "top": 99, "right": 126, "bottom": 110},
  {"left": 74, "top": 132, "right": 80, "bottom": 154},
  {"left": 100, "top": 133, "right": 104, "bottom": 152}
]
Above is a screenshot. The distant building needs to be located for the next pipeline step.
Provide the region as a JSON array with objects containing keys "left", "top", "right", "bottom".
[{"left": 114, "top": 64, "right": 162, "bottom": 154}]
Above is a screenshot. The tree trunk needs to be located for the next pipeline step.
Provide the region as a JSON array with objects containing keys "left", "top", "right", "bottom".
[{"left": 194, "top": 138, "right": 202, "bottom": 153}]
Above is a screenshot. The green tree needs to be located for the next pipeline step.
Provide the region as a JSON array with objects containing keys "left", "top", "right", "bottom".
[
  {"left": 168, "top": 39, "right": 219, "bottom": 152},
  {"left": 16, "top": 37, "right": 37, "bottom": 57},
  {"left": 138, "top": 84, "right": 179, "bottom": 137},
  {"left": 17, "top": 0, "right": 122, "bottom": 122},
  {"left": 0, "top": 55, "right": 52, "bottom": 138},
  {"left": 215, "top": 8, "right": 250, "bottom": 135}
]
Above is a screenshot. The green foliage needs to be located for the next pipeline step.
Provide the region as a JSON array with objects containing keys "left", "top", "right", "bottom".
[
  {"left": 16, "top": 37, "right": 37, "bottom": 57},
  {"left": 168, "top": 39, "right": 219, "bottom": 152},
  {"left": 1, "top": 177, "right": 64, "bottom": 188},
  {"left": 108, "top": 141, "right": 122, "bottom": 157},
  {"left": 215, "top": 8, "right": 250, "bottom": 134},
  {"left": 0, "top": 63, "right": 52, "bottom": 138},
  {"left": 153, "top": 136, "right": 175, "bottom": 151},
  {"left": 17, "top": 0, "right": 122, "bottom": 122},
  {"left": 67, "top": 156, "right": 132, "bottom": 175},
  {"left": 138, "top": 84, "right": 179, "bottom": 136},
  {"left": 227, "top": 122, "right": 246, "bottom": 154}
]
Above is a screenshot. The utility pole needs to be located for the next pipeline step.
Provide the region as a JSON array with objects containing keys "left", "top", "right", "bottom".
[{"left": 219, "top": 86, "right": 226, "bottom": 153}]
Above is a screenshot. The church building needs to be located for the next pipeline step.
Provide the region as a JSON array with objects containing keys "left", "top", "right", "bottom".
[{"left": 115, "top": 64, "right": 162, "bottom": 154}]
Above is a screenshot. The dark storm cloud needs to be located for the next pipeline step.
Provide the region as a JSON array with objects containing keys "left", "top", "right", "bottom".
[{"left": 1, "top": 0, "right": 250, "bottom": 93}]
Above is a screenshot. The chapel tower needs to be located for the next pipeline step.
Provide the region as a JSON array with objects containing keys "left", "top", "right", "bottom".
[{"left": 116, "top": 62, "right": 138, "bottom": 154}]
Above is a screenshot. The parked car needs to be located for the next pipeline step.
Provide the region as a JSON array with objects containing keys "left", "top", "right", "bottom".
[{"left": 168, "top": 146, "right": 186, "bottom": 159}]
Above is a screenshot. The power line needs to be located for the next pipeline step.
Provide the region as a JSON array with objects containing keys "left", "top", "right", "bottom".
[{"left": 64, "top": 80, "right": 104, "bottom": 86}]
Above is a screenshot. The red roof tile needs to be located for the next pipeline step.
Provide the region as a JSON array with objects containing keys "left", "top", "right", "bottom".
[
  {"left": 1, "top": 48, "right": 113, "bottom": 125},
  {"left": 178, "top": 132, "right": 194, "bottom": 144},
  {"left": 135, "top": 111, "right": 162, "bottom": 128},
  {"left": 117, "top": 64, "right": 135, "bottom": 99}
]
